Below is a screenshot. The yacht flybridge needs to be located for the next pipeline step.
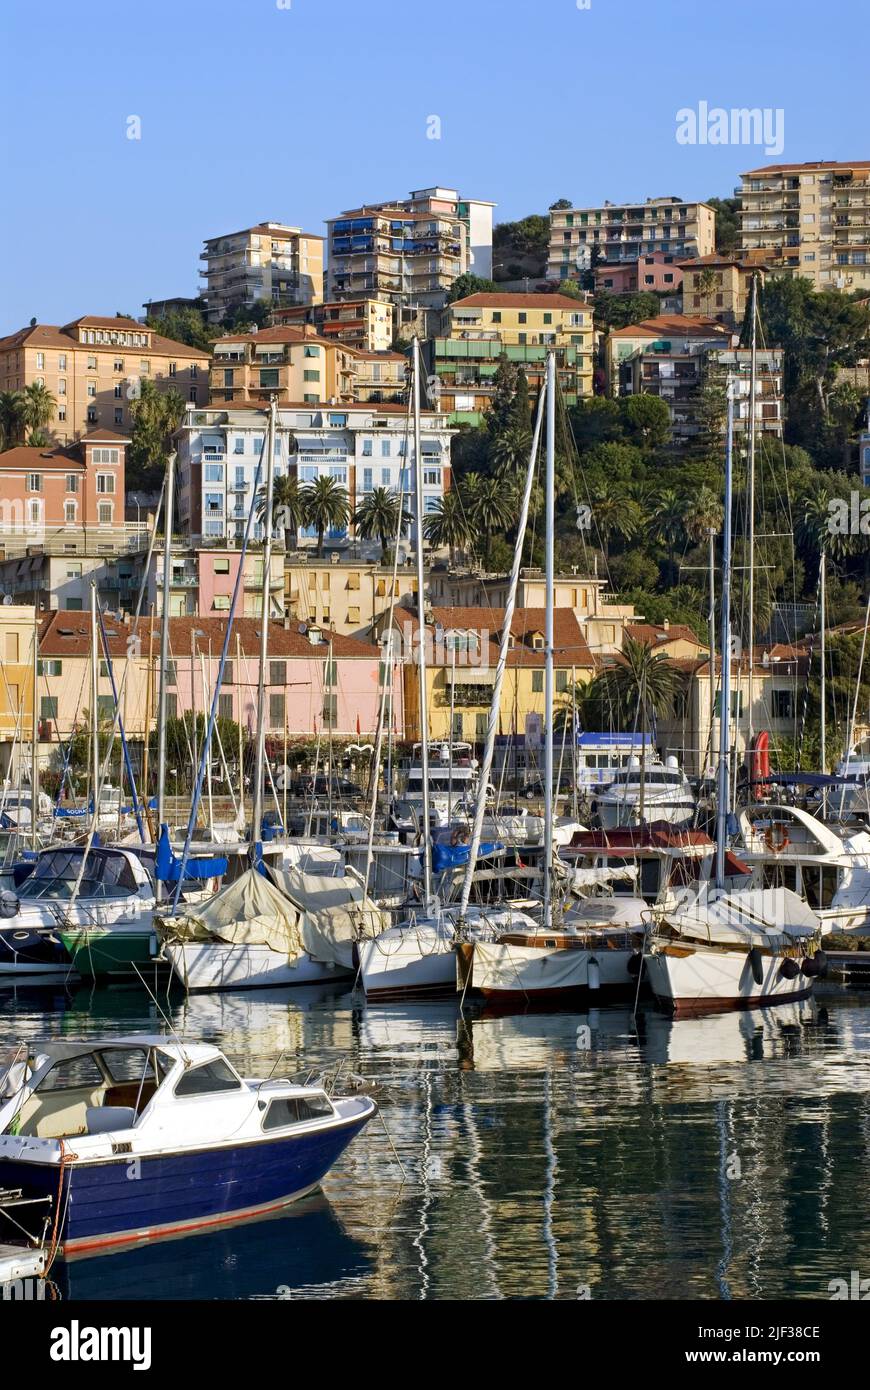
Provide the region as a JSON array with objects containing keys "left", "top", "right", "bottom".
[{"left": 595, "top": 755, "right": 697, "bottom": 830}]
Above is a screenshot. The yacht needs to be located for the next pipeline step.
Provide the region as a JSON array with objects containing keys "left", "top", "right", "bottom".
[
  {"left": 396, "top": 741, "right": 483, "bottom": 830},
  {"left": 595, "top": 755, "right": 696, "bottom": 829}
]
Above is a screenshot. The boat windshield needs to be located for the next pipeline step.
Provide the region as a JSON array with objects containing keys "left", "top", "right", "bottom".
[{"left": 16, "top": 849, "right": 139, "bottom": 902}]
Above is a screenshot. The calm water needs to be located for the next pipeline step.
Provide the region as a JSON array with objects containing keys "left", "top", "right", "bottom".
[{"left": 2, "top": 979, "right": 870, "bottom": 1301}]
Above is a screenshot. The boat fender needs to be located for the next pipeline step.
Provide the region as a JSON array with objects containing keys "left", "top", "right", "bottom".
[
  {"left": 814, "top": 950, "right": 828, "bottom": 979},
  {"left": 779, "top": 956, "right": 800, "bottom": 981},
  {"left": 588, "top": 957, "right": 600, "bottom": 992},
  {"left": 627, "top": 952, "right": 642, "bottom": 977},
  {"left": 801, "top": 956, "right": 821, "bottom": 977},
  {"left": 0, "top": 890, "right": 18, "bottom": 918},
  {"left": 748, "top": 946, "right": 764, "bottom": 986}
]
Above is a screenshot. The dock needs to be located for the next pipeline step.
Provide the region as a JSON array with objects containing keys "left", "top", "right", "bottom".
[{"left": 826, "top": 951, "right": 870, "bottom": 984}]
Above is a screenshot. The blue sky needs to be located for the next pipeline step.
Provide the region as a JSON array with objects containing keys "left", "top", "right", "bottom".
[{"left": 0, "top": 0, "right": 866, "bottom": 329}]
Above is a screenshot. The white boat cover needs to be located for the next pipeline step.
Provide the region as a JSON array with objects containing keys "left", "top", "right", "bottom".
[
  {"left": 472, "top": 939, "right": 589, "bottom": 992},
  {"left": 270, "top": 865, "right": 387, "bottom": 968},
  {"left": 570, "top": 864, "right": 639, "bottom": 891},
  {"left": 661, "top": 882, "right": 820, "bottom": 945}
]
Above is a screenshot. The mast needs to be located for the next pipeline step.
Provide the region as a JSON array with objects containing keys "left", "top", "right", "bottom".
[
  {"left": 411, "top": 336, "right": 433, "bottom": 911},
  {"left": 715, "top": 384, "right": 735, "bottom": 890},
  {"left": 820, "top": 551, "right": 827, "bottom": 811},
  {"left": 156, "top": 450, "right": 176, "bottom": 843},
  {"left": 543, "top": 350, "right": 556, "bottom": 928},
  {"left": 746, "top": 273, "right": 758, "bottom": 754},
  {"left": 30, "top": 610, "right": 39, "bottom": 850},
  {"left": 708, "top": 526, "right": 716, "bottom": 777},
  {"left": 252, "top": 398, "right": 277, "bottom": 846},
  {"left": 90, "top": 581, "right": 100, "bottom": 820}
]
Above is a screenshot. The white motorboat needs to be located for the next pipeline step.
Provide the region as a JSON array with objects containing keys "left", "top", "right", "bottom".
[{"left": 595, "top": 755, "right": 697, "bottom": 829}]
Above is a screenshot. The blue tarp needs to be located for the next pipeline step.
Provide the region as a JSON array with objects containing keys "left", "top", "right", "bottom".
[
  {"left": 431, "top": 840, "right": 503, "bottom": 873},
  {"left": 761, "top": 772, "right": 869, "bottom": 788},
  {"left": 155, "top": 825, "right": 228, "bottom": 883}
]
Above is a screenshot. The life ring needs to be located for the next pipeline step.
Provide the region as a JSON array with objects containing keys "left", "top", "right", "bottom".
[{"left": 763, "top": 826, "right": 790, "bottom": 853}]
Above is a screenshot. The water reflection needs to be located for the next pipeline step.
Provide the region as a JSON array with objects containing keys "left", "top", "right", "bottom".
[{"left": 1, "top": 979, "right": 870, "bottom": 1299}]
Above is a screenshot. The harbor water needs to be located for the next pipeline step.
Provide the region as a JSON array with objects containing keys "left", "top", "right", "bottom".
[{"left": 2, "top": 980, "right": 870, "bottom": 1301}]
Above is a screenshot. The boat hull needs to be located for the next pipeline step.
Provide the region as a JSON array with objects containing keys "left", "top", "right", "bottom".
[
  {"left": 0, "top": 928, "right": 71, "bottom": 979},
  {"left": 0, "top": 1116, "right": 371, "bottom": 1255},
  {"left": 645, "top": 943, "right": 814, "bottom": 1016},
  {"left": 597, "top": 799, "right": 696, "bottom": 830},
  {"left": 458, "top": 939, "right": 636, "bottom": 1001},
  {"left": 59, "top": 926, "right": 157, "bottom": 980},
  {"left": 164, "top": 942, "right": 353, "bottom": 992},
  {"left": 358, "top": 926, "right": 455, "bottom": 1000}
]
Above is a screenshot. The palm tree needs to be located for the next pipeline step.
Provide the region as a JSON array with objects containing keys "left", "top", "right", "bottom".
[
  {"left": 353, "top": 486, "right": 411, "bottom": 561},
  {"left": 257, "top": 473, "right": 303, "bottom": 550},
  {"left": 581, "top": 634, "right": 679, "bottom": 728},
  {"left": 590, "top": 483, "right": 640, "bottom": 563},
  {"left": 490, "top": 424, "right": 532, "bottom": 481},
  {"left": 423, "top": 490, "right": 472, "bottom": 565},
  {"left": 466, "top": 475, "right": 514, "bottom": 565},
  {"left": 300, "top": 475, "right": 350, "bottom": 556},
  {"left": 798, "top": 480, "right": 855, "bottom": 565},
  {"left": 651, "top": 488, "right": 687, "bottom": 580},
  {"left": 684, "top": 485, "right": 724, "bottom": 544},
  {"left": 0, "top": 390, "right": 26, "bottom": 449},
  {"left": 22, "top": 382, "right": 56, "bottom": 439}
]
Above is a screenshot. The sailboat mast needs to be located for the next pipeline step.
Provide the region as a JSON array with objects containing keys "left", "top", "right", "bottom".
[
  {"left": 543, "top": 350, "right": 556, "bottom": 928},
  {"left": 156, "top": 450, "right": 176, "bottom": 842},
  {"left": 90, "top": 581, "right": 100, "bottom": 821},
  {"left": 411, "top": 337, "right": 433, "bottom": 910},
  {"left": 746, "top": 273, "right": 758, "bottom": 752},
  {"left": 253, "top": 398, "right": 277, "bottom": 845},
  {"left": 820, "top": 552, "right": 827, "bottom": 809},
  {"left": 31, "top": 610, "right": 39, "bottom": 850},
  {"left": 716, "top": 385, "right": 735, "bottom": 890}
]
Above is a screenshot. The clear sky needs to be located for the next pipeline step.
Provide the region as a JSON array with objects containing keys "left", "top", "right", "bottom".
[{"left": 0, "top": 0, "right": 866, "bottom": 330}]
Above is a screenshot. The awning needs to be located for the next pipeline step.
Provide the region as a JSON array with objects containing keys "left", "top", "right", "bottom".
[{"left": 445, "top": 667, "right": 494, "bottom": 685}]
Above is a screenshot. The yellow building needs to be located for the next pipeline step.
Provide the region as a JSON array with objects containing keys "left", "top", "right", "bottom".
[
  {"left": 200, "top": 222, "right": 324, "bottom": 324},
  {"left": 0, "top": 605, "right": 37, "bottom": 776},
  {"left": 678, "top": 255, "right": 766, "bottom": 329},
  {"left": 429, "top": 292, "right": 593, "bottom": 424},
  {"left": 273, "top": 298, "right": 395, "bottom": 353},
  {"left": 0, "top": 317, "right": 209, "bottom": 445},
  {"left": 738, "top": 161, "right": 870, "bottom": 292},
  {"left": 286, "top": 558, "right": 418, "bottom": 638},
  {"left": 389, "top": 605, "right": 597, "bottom": 743},
  {"left": 549, "top": 197, "right": 715, "bottom": 280},
  {"left": 350, "top": 351, "right": 407, "bottom": 404},
  {"left": 209, "top": 327, "right": 358, "bottom": 405}
]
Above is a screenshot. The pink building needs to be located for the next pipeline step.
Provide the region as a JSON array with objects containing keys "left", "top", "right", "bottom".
[
  {"left": 595, "top": 253, "right": 683, "bottom": 296},
  {"left": 140, "top": 615, "right": 402, "bottom": 739}
]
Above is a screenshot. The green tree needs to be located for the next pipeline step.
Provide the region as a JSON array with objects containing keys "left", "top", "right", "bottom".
[
  {"left": 128, "top": 379, "right": 186, "bottom": 492},
  {"left": 622, "top": 393, "right": 671, "bottom": 447},
  {"left": 706, "top": 197, "right": 740, "bottom": 256},
  {"left": 589, "top": 483, "right": 640, "bottom": 563},
  {"left": 446, "top": 273, "right": 498, "bottom": 304},
  {"left": 353, "top": 487, "right": 411, "bottom": 561},
  {"left": 257, "top": 470, "right": 302, "bottom": 549},
  {"left": 650, "top": 488, "right": 686, "bottom": 579},
  {"left": 592, "top": 291, "right": 661, "bottom": 332},
  {"left": 145, "top": 305, "right": 213, "bottom": 352},
  {"left": 490, "top": 422, "right": 532, "bottom": 481},
  {"left": 22, "top": 381, "right": 56, "bottom": 441},
  {"left": 467, "top": 476, "right": 514, "bottom": 565},
  {"left": 578, "top": 634, "right": 680, "bottom": 727},
  {"left": 422, "top": 490, "right": 472, "bottom": 565},
  {"left": 300, "top": 475, "right": 350, "bottom": 556},
  {"left": 0, "top": 390, "right": 26, "bottom": 448}
]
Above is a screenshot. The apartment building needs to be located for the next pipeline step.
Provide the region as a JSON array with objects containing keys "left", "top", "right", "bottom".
[
  {"left": 738, "top": 161, "right": 870, "bottom": 291},
  {"left": 390, "top": 606, "right": 597, "bottom": 744},
  {"left": 175, "top": 402, "right": 454, "bottom": 549},
  {"left": 0, "top": 430, "right": 131, "bottom": 554},
  {"left": 285, "top": 558, "right": 418, "bottom": 638},
  {"left": 0, "top": 317, "right": 208, "bottom": 444},
  {"left": 142, "top": 545, "right": 285, "bottom": 619},
  {"left": 209, "top": 327, "right": 358, "bottom": 406},
  {"left": 678, "top": 255, "right": 766, "bottom": 329},
  {"left": 549, "top": 197, "right": 715, "bottom": 280},
  {"left": 0, "top": 604, "right": 37, "bottom": 776},
  {"left": 605, "top": 314, "right": 732, "bottom": 396},
  {"left": 427, "top": 292, "right": 593, "bottom": 424},
  {"left": 326, "top": 187, "right": 495, "bottom": 314},
  {"left": 272, "top": 298, "right": 395, "bottom": 353},
  {"left": 595, "top": 252, "right": 685, "bottom": 298},
  {"left": 200, "top": 222, "right": 324, "bottom": 324},
  {"left": 351, "top": 352, "right": 407, "bottom": 405}
]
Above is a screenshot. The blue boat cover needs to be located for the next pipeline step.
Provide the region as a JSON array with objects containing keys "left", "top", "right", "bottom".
[
  {"left": 431, "top": 840, "right": 503, "bottom": 873},
  {"left": 762, "top": 772, "right": 868, "bottom": 788},
  {"left": 155, "top": 825, "right": 228, "bottom": 882}
]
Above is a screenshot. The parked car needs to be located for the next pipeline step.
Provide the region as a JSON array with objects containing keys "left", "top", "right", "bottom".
[{"left": 288, "top": 775, "right": 363, "bottom": 799}]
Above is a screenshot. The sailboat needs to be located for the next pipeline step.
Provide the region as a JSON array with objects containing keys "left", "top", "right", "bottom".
[{"left": 644, "top": 379, "right": 826, "bottom": 1014}]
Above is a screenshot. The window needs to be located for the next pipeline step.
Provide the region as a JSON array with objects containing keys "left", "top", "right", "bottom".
[
  {"left": 38, "top": 659, "right": 62, "bottom": 676},
  {"left": 93, "top": 448, "right": 119, "bottom": 464},
  {"left": 166, "top": 693, "right": 177, "bottom": 718},
  {"left": 269, "top": 660, "right": 287, "bottom": 685},
  {"left": 114, "top": 408, "right": 123, "bottom": 424},
  {"left": 772, "top": 689, "right": 794, "bottom": 720},
  {"left": 303, "top": 369, "right": 320, "bottom": 382},
  {"left": 64, "top": 501, "right": 76, "bottom": 523},
  {"left": 259, "top": 369, "right": 279, "bottom": 389},
  {"left": 59, "top": 354, "right": 66, "bottom": 370},
  {"left": 214, "top": 558, "right": 230, "bottom": 574},
  {"left": 532, "top": 670, "right": 544, "bottom": 693},
  {"left": 174, "top": 1059, "right": 242, "bottom": 1096},
  {"left": 204, "top": 463, "right": 223, "bottom": 482},
  {"left": 347, "top": 573, "right": 360, "bottom": 590},
  {"left": 218, "top": 693, "right": 233, "bottom": 720},
  {"left": 381, "top": 439, "right": 390, "bottom": 457},
  {"left": 87, "top": 355, "right": 97, "bottom": 370},
  {"left": 169, "top": 362, "right": 177, "bottom": 377},
  {"left": 97, "top": 695, "right": 114, "bottom": 719},
  {"left": 27, "top": 473, "right": 42, "bottom": 491},
  {"left": 543, "top": 313, "right": 552, "bottom": 325},
  {"left": 205, "top": 493, "right": 222, "bottom": 514},
  {"left": 304, "top": 345, "right": 320, "bottom": 358},
  {"left": 423, "top": 467, "right": 441, "bottom": 487},
  {"left": 114, "top": 358, "right": 124, "bottom": 372},
  {"left": 362, "top": 467, "right": 373, "bottom": 492},
  {"left": 556, "top": 670, "right": 569, "bottom": 693},
  {"left": 40, "top": 1055, "right": 104, "bottom": 1092},
  {"left": 362, "top": 438, "right": 373, "bottom": 456},
  {"left": 262, "top": 1094, "right": 334, "bottom": 1130},
  {"left": 518, "top": 312, "right": 527, "bottom": 325},
  {"left": 322, "top": 693, "right": 338, "bottom": 725},
  {"left": 87, "top": 381, "right": 96, "bottom": 397},
  {"left": 58, "top": 377, "right": 67, "bottom": 395},
  {"left": 347, "top": 606, "right": 360, "bottom": 624},
  {"left": 97, "top": 474, "right": 116, "bottom": 494},
  {"left": 114, "top": 382, "right": 123, "bottom": 398},
  {"left": 269, "top": 692, "right": 285, "bottom": 728},
  {"left": 492, "top": 312, "right": 502, "bottom": 324},
  {"left": 98, "top": 502, "right": 113, "bottom": 524},
  {"left": 475, "top": 713, "right": 487, "bottom": 739},
  {"left": 40, "top": 696, "right": 59, "bottom": 721},
  {"left": 324, "top": 659, "right": 337, "bottom": 686}
]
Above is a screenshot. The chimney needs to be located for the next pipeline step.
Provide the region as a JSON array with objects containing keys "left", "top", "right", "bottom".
[{"left": 663, "top": 619, "right": 670, "bottom": 631}]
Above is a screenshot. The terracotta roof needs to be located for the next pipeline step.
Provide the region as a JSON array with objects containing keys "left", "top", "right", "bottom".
[
  {"left": 609, "top": 314, "right": 731, "bottom": 339},
  {"left": 676, "top": 254, "right": 767, "bottom": 270},
  {"left": 399, "top": 605, "right": 596, "bottom": 669},
  {"left": 741, "top": 160, "right": 870, "bottom": 176},
  {"left": 39, "top": 611, "right": 379, "bottom": 661},
  {"left": 212, "top": 326, "right": 335, "bottom": 349},
  {"left": 0, "top": 321, "right": 208, "bottom": 361},
  {"left": 0, "top": 445, "right": 83, "bottom": 471},
  {"left": 625, "top": 622, "right": 704, "bottom": 646},
  {"left": 203, "top": 224, "right": 323, "bottom": 244},
  {"left": 80, "top": 428, "right": 131, "bottom": 443},
  {"left": 451, "top": 293, "right": 590, "bottom": 310}
]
